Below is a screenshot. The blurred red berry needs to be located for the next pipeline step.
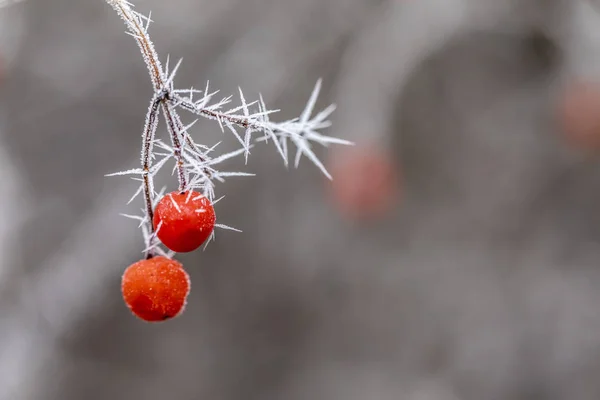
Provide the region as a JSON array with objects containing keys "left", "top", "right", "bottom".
[
  {"left": 153, "top": 191, "right": 216, "bottom": 253},
  {"left": 121, "top": 256, "right": 190, "bottom": 322},
  {"left": 558, "top": 81, "right": 600, "bottom": 151},
  {"left": 327, "top": 145, "right": 399, "bottom": 220}
]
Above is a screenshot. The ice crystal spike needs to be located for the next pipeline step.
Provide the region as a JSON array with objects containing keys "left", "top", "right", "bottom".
[{"left": 215, "top": 223, "right": 242, "bottom": 233}]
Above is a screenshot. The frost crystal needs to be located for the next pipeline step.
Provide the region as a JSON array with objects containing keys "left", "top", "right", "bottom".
[{"left": 105, "top": 0, "right": 352, "bottom": 257}]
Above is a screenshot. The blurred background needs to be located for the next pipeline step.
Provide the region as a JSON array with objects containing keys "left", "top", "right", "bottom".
[{"left": 2, "top": 0, "right": 600, "bottom": 399}]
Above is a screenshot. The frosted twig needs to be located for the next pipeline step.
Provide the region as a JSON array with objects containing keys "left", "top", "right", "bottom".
[{"left": 105, "top": 0, "right": 351, "bottom": 257}]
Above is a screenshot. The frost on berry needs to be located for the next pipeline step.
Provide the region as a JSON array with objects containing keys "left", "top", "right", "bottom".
[
  {"left": 153, "top": 191, "right": 216, "bottom": 253},
  {"left": 121, "top": 256, "right": 190, "bottom": 322}
]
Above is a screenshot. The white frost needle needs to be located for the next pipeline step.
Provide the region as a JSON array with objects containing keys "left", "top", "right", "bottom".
[
  {"left": 215, "top": 223, "right": 242, "bottom": 233},
  {"left": 210, "top": 195, "right": 226, "bottom": 205},
  {"left": 168, "top": 193, "right": 181, "bottom": 213},
  {"left": 119, "top": 213, "right": 147, "bottom": 228},
  {"left": 165, "top": 57, "right": 183, "bottom": 88}
]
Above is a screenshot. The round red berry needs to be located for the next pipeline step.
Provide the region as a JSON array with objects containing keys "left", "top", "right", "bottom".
[
  {"left": 328, "top": 145, "right": 398, "bottom": 220},
  {"left": 121, "top": 256, "right": 190, "bottom": 322},
  {"left": 153, "top": 191, "right": 216, "bottom": 253}
]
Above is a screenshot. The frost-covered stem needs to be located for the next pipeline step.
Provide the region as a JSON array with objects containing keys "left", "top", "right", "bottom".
[
  {"left": 181, "top": 132, "right": 213, "bottom": 180},
  {"left": 107, "top": 0, "right": 164, "bottom": 91},
  {"left": 169, "top": 106, "right": 215, "bottom": 180},
  {"left": 176, "top": 96, "right": 254, "bottom": 129},
  {"left": 108, "top": 0, "right": 187, "bottom": 238},
  {"left": 161, "top": 100, "right": 188, "bottom": 192},
  {"left": 164, "top": 94, "right": 214, "bottom": 184},
  {"left": 141, "top": 95, "right": 161, "bottom": 257}
]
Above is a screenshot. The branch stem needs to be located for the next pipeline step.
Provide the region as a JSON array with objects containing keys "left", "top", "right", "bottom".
[
  {"left": 161, "top": 99, "right": 188, "bottom": 192},
  {"left": 141, "top": 95, "right": 161, "bottom": 257}
]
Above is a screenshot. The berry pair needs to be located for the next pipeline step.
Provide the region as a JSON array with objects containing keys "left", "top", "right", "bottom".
[{"left": 121, "top": 190, "right": 215, "bottom": 322}]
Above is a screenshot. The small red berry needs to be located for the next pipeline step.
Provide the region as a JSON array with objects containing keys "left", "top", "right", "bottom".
[
  {"left": 328, "top": 145, "right": 398, "bottom": 220},
  {"left": 153, "top": 191, "right": 216, "bottom": 253},
  {"left": 121, "top": 256, "right": 190, "bottom": 322}
]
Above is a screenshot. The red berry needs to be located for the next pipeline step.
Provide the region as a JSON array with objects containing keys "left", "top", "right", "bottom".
[
  {"left": 153, "top": 191, "right": 216, "bottom": 253},
  {"left": 121, "top": 256, "right": 190, "bottom": 322},
  {"left": 328, "top": 145, "right": 398, "bottom": 220}
]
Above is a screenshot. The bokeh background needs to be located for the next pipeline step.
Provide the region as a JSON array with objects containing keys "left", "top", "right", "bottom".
[{"left": 2, "top": 0, "right": 600, "bottom": 399}]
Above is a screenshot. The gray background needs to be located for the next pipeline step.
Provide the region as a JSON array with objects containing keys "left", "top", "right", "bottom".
[{"left": 1, "top": 0, "right": 600, "bottom": 399}]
